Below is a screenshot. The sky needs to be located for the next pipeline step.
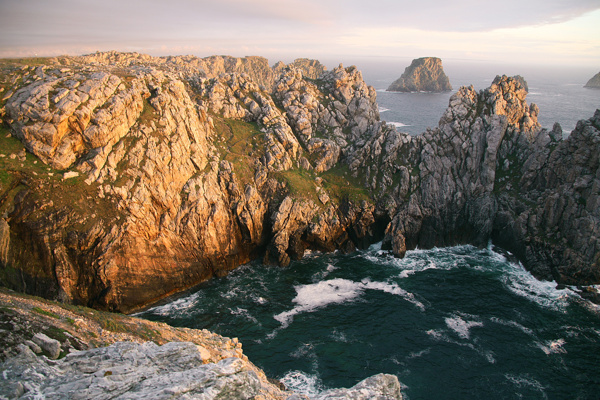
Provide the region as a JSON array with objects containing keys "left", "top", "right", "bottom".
[{"left": 0, "top": 0, "right": 599, "bottom": 68}]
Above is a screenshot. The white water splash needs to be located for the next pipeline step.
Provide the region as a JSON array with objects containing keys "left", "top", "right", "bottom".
[
  {"left": 445, "top": 315, "right": 484, "bottom": 340},
  {"left": 274, "top": 277, "right": 424, "bottom": 327},
  {"left": 280, "top": 370, "right": 324, "bottom": 398}
]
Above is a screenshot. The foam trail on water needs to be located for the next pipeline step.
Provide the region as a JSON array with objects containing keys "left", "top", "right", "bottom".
[
  {"left": 274, "top": 278, "right": 362, "bottom": 327},
  {"left": 144, "top": 292, "right": 201, "bottom": 316},
  {"left": 274, "top": 277, "right": 425, "bottom": 327},
  {"left": 388, "top": 121, "right": 411, "bottom": 128},
  {"left": 280, "top": 370, "right": 324, "bottom": 398},
  {"left": 445, "top": 315, "right": 484, "bottom": 340}
]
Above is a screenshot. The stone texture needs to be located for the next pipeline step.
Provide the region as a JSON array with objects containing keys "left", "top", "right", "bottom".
[
  {"left": 0, "top": 52, "right": 598, "bottom": 315},
  {"left": 584, "top": 71, "right": 600, "bottom": 88},
  {"left": 387, "top": 57, "right": 452, "bottom": 92}
]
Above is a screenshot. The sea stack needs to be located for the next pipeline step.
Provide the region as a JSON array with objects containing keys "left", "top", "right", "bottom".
[
  {"left": 584, "top": 72, "right": 600, "bottom": 88},
  {"left": 387, "top": 57, "right": 452, "bottom": 92}
]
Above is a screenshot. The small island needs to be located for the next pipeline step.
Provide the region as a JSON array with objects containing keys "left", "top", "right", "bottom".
[
  {"left": 387, "top": 57, "right": 452, "bottom": 92},
  {"left": 584, "top": 72, "right": 600, "bottom": 88}
]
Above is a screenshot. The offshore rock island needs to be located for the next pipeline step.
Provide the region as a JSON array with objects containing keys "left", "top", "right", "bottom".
[
  {"left": 0, "top": 51, "right": 598, "bottom": 314},
  {"left": 386, "top": 57, "right": 452, "bottom": 92},
  {"left": 584, "top": 71, "right": 600, "bottom": 88}
]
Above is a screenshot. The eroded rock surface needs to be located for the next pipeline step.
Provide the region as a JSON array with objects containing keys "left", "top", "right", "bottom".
[{"left": 387, "top": 57, "right": 452, "bottom": 92}]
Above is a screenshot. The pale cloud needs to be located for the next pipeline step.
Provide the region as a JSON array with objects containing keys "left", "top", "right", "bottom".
[{"left": 0, "top": 0, "right": 599, "bottom": 66}]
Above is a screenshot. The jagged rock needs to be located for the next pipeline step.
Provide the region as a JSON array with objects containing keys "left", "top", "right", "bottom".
[
  {"left": 584, "top": 71, "right": 600, "bottom": 88},
  {"left": 0, "top": 52, "right": 598, "bottom": 315},
  {"left": 31, "top": 332, "right": 61, "bottom": 359},
  {"left": 387, "top": 57, "right": 452, "bottom": 92},
  {"left": 314, "top": 373, "right": 403, "bottom": 400}
]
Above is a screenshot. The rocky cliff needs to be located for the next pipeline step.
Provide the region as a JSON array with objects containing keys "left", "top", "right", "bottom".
[
  {"left": 584, "top": 71, "right": 600, "bottom": 88},
  {"left": 0, "top": 52, "right": 599, "bottom": 315},
  {"left": 387, "top": 57, "right": 452, "bottom": 92},
  {"left": 0, "top": 53, "right": 381, "bottom": 313},
  {"left": 354, "top": 75, "right": 599, "bottom": 285},
  {"left": 0, "top": 289, "right": 403, "bottom": 399}
]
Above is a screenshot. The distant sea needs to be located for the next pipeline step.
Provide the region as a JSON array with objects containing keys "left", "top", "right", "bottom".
[
  {"left": 356, "top": 59, "right": 600, "bottom": 136},
  {"left": 138, "top": 59, "right": 600, "bottom": 400}
]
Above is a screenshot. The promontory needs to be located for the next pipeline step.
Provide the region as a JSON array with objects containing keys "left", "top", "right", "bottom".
[
  {"left": 387, "top": 57, "right": 452, "bottom": 92},
  {"left": 0, "top": 51, "right": 598, "bottom": 315}
]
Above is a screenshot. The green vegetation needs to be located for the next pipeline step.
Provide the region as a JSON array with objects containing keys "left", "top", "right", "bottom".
[
  {"left": 274, "top": 168, "right": 319, "bottom": 203},
  {"left": 213, "top": 117, "right": 265, "bottom": 185},
  {"left": 32, "top": 306, "right": 60, "bottom": 319},
  {"left": 137, "top": 97, "right": 157, "bottom": 127},
  {"left": 321, "top": 164, "right": 371, "bottom": 203}
]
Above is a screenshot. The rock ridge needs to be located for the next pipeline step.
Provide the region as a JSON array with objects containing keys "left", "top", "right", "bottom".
[
  {"left": 584, "top": 71, "right": 600, "bottom": 88},
  {"left": 0, "top": 53, "right": 598, "bottom": 315}
]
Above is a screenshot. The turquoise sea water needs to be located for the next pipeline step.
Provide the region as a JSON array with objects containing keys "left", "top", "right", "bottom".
[{"left": 138, "top": 244, "right": 600, "bottom": 399}]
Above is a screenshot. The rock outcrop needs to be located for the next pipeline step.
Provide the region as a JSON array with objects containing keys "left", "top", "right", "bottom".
[
  {"left": 584, "top": 72, "right": 600, "bottom": 88},
  {"left": 0, "top": 52, "right": 599, "bottom": 314},
  {"left": 355, "top": 74, "right": 599, "bottom": 285},
  {"left": 0, "top": 53, "right": 380, "bottom": 312},
  {"left": 387, "top": 57, "right": 452, "bottom": 92},
  {"left": 0, "top": 289, "right": 403, "bottom": 400}
]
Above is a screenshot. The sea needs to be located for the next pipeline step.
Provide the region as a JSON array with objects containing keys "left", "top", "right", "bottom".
[{"left": 138, "top": 61, "right": 600, "bottom": 399}]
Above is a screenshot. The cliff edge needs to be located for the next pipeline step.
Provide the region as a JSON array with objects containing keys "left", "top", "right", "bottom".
[
  {"left": 0, "top": 52, "right": 598, "bottom": 314},
  {"left": 387, "top": 57, "right": 452, "bottom": 92},
  {"left": 0, "top": 289, "right": 403, "bottom": 399}
]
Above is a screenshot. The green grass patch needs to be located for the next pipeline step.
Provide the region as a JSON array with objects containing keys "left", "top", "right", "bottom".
[
  {"left": 31, "top": 306, "right": 60, "bottom": 319},
  {"left": 213, "top": 117, "right": 266, "bottom": 185},
  {"left": 137, "top": 97, "right": 157, "bottom": 127},
  {"left": 0, "top": 57, "right": 52, "bottom": 67},
  {"left": 273, "top": 169, "right": 319, "bottom": 203},
  {"left": 320, "top": 164, "right": 371, "bottom": 203}
]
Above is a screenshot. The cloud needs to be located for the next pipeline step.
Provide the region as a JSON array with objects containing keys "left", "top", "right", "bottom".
[
  {"left": 0, "top": 0, "right": 598, "bottom": 65},
  {"left": 339, "top": 0, "right": 600, "bottom": 32}
]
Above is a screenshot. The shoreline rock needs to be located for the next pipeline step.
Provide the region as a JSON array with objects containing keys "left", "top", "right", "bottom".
[
  {"left": 0, "top": 52, "right": 598, "bottom": 314},
  {"left": 0, "top": 289, "right": 403, "bottom": 400}
]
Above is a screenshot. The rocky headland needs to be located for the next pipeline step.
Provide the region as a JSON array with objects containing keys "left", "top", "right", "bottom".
[
  {"left": 0, "top": 51, "right": 598, "bottom": 313},
  {"left": 0, "top": 50, "right": 599, "bottom": 399},
  {"left": 386, "top": 57, "right": 452, "bottom": 92},
  {"left": 584, "top": 72, "right": 600, "bottom": 88}
]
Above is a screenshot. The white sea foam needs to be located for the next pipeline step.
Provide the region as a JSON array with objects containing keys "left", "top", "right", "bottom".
[
  {"left": 388, "top": 121, "right": 411, "bottom": 128},
  {"left": 504, "top": 374, "right": 548, "bottom": 397},
  {"left": 426, "top": 327, "right": 495, "bottom": 363},
  {"left": 489, "top": 317, "right": 534, "bottom": 336},
  {"left": 274, "top": 278, "right": 363, "bottom": 327},
  {"left": 537, "top": 338, "right": 567, "bottom": 355},
  {"left": 379, "top": 107, "right": 390, "bottom": 113},
  {"left": 230, "top": 307, "right": 259, "bottom": 325},
  {"left": 330, "top": 328, "right": 350, "bottom": 343},
  {"left": 274, "top": 277, "right": 424, "bottom": 327},
  {"left": 280, "top": 370, "right": 324, "bottom": 398},
  {"left": 145, "top": 292, "right": 200, "bottom": 316},
  {"left": 500, "top": 264, "right": 573, "bottom": 312},
  {"left": 445, "top": 315, "right": 484, "bottom": 340}
]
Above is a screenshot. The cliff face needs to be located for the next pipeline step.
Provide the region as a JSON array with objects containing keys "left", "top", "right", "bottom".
[
  {"left": 354, "top": 75, "right": 599, "bottom": 285},
  {"left": 0, "top": 54, "right": 381, "bottom": 312},
  {"left": 584, "top": 72, "right": 600, "bottom": 88},
  {"left": 387, "top": 57, "right": 452, "bottom": 92},
  {"left": 0, "top": 52, "right": 598, "bottom": 314}
]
